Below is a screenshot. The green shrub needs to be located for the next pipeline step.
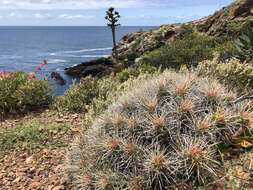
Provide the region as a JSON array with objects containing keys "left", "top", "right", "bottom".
[
  {"left": 126, "top": 52, "right": 139, "bottom": 62},
  {"left": 180, "top": 24, "right": 194, "bottom": 36},
  {"left": 138, "top": 63, "right": 158, "bottom": 74},
  {"left": 215, "top": 41, "right": 238, "bottom": 62},
  {"left": 141, "top": 32, "right": 216, "bottom": 69},
  {"left": 235, "top": 21, "right": 253, "bottom": 61},
  {"left": 68, "top": 71, "right": 252, "bottom": 189},
  {"left": 53, "top": 76, "right": 99, "bottom": 112},
  {"left": 53, "top": 75, "right": 122, "bottom": 113},
  {"left": 116, "top": 68, "right": 139, "bottom": 83},
  {"left": 226, "top": 20, "right": 246, "bottom": 34},
  {"left": 53, "top": 75, "right": 126, "bottom": 113},
  {"left": 198, "top": 56, "right": 253, "bottom": 93},
  {"left": 54, "top": 65, "right": 158, "bottom": 113},
  {"left": 0, "top": 72, "right": 52, "bottom": 115},
  {"left": 116, "top": 63, "right": 157, "bottom": 83}
]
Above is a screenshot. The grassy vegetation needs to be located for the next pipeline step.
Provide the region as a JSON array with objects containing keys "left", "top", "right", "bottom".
[{"left": 0, "top": 121, "right": 70, "bottom": 153}]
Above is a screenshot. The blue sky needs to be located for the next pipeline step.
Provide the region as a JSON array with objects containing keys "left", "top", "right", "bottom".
[{"left": 0, "top": 0, "right": 234, "bottom": 26}]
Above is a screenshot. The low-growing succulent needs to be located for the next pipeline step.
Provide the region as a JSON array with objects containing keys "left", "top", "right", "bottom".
[{"left": 68, "top": 71, "right": 252, "bottom": 189}]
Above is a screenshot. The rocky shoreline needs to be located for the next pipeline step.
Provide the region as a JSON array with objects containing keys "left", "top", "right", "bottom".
[{"left": 64, "top": 57, "right": 114, "bottom": 78}]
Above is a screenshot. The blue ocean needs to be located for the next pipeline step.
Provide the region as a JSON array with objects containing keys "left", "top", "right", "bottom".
[{"left": 0, "top": 26, "right": 153, "bottom": 95}]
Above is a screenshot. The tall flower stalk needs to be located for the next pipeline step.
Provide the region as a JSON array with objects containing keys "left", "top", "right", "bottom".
[
  {"left": 105, "top": 7, "right": 120, "bottom": 63},
  {"left": 28, "top": 59, "right": 48, "bottom": 80}
]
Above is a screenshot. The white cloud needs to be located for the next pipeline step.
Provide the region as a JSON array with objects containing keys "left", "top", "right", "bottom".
[
  {"left": 125, "top": 14, "right": 199, "bottom": 23},
  {"left": 2, "top": 0, "right": 12, "bottom": 5},
  {"left": 0, "top": 11, "right": 95, "bottom": 20},
  {"left": 58, "top": 14, "right": 68, "bottom": 19},
  {"left": 126, "top": 14, "right": 152, "bottom": 20},
  {"left": 0, "top": 0, "right": 145, "bottom": 10},
  {"left": 8, "top": 12, "right": 24, "bottom": 18},
  {"left": 58, "top": 14, "right": 95, "bottom": 20},
  {"left": 34, "top": 13, "right": 51, "bottom": 19},
  {"left": 9, "top": 12, "right": 16, "bottom": 17},
  {"left": 0, "top": 0, "right": 233, "bottom": 10}
]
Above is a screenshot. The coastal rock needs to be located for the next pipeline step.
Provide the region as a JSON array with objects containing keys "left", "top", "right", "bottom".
[
  {"left": 51, "top": 72, "right": 66, "bottom": 85},
  {"left": 65, "top": 0, "right": 253, "bottom": 79},
  {"left": 116, "top": 25, "right": 182, "bottom": 60},
  {"left": 196, "top": 0, "right": 253, "bottom": 37},
  {"left": 233, "top": 0, "right": 253, "bottom": 17},
  {"left": 65, "top": 57, "right": 113, "bottom": 78},
  {"left": 116, "top": 0, "right": 253, "bottom": 60}
]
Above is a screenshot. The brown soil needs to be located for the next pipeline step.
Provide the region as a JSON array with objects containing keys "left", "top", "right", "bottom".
[{"left": 0, "top": 111, "right": 84, "bottom": 190}]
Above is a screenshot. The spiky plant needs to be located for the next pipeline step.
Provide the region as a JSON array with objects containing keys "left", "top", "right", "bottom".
[{"left": 68, "top": 71, "right": 252, "bottom": 189}]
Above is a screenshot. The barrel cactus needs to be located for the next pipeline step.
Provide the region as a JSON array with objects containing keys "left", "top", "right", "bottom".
[{"left": 68, "top": 71, "right": 252, "bottom": 189}]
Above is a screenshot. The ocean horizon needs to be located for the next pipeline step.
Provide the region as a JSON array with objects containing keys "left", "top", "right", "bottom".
[{"left": 0, "top": 26, "right": 154, "bottom": 95}]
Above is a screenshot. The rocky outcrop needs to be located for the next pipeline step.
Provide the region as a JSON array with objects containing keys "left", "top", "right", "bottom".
[
  {"left": 65, "top": 0, "right": 253, "bottom": 78},
  {"left": 233, "top": 0, "right": 253, "bottom": 17},
  {"left": 116, "top": 24, "right": 183, "bottom": 60},
  {"left": 116, "top": 0, "right": 252, "bottom": 59},
  {"left": 195, "top": 0, "right": 253, "bottom": 37},
  {"left": 51, "top": 72, "right": 66, "bottom": 85},
  {"left": 65, "top": 57, "right": 113, "bottom": 78}
]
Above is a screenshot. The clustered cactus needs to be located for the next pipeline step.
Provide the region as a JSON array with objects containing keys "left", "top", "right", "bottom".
[{"left": 68, "top": 71, "right": 252, "bottom": 189}]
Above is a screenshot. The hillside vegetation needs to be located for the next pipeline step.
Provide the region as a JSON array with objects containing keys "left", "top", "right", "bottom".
[
  {"left": 0, "top": 0, "right": 253, "bottom": 189},
  {"left": 116, "top": 0, "right": 253, "bottom": 64}
]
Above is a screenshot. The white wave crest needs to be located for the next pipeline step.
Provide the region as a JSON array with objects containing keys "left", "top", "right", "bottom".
[
  {"left": 64, "top": 47, "right": 112, "bottom": 54},
  {"left": 48, "top": 59, "right": 67, "bottom": 64},
  {"left": 1, "top": 55, "right": 24, "bottom": 59},
  {"left": 49, "top": 47, "right": 112, "bottom": 56},
  {"left": 64, "top": 54, "right": 110, "bottom": 58}
]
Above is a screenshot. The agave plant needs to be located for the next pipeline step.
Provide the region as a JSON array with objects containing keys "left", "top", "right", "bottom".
[{"left": 105, "top": 7, "right": 120, "bottom": 61}]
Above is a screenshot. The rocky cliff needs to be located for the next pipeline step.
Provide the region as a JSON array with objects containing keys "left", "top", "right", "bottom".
[
  {"left": 65, "top": 0, "right": 253, "bottom": 78},
  {"left": 117, "top": 0, "right": 253, "bottom": 60},
  {"left": 196, "top": 0, "right": 253, "bottom": 36}
]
